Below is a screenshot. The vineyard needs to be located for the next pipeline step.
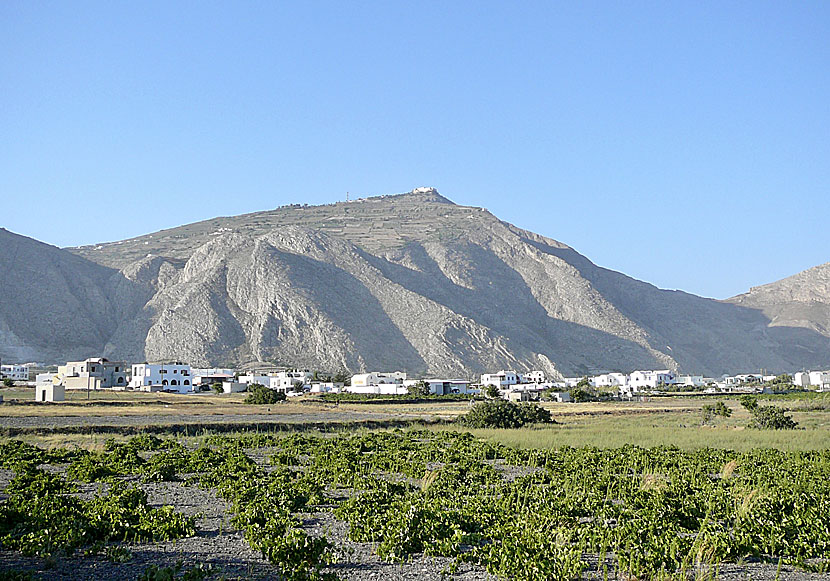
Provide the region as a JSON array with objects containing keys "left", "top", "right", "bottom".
[{"left": 2, "top": 429, "right": 830, "bottom": 579}]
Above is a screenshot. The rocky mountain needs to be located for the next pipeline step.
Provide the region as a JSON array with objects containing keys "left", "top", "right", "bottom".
[{"left": 2, "top": 188, "right": 829, "bottom": 377}]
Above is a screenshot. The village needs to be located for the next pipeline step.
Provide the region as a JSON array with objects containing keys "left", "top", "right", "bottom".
[{"left": 2, "top": 358, "right": 829, "bottom": 403}]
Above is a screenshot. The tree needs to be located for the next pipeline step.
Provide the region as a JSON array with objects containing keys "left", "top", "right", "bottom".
[
  {"left": 484, "top": 384, "right": 501, "bottom": 399},
  {"left": 461, "top": 400, "right": 554, "bottom": 428},
  {"left": 291, "top": 380, "right": 305, "bottom": 393},
  {"left": 408, "top": 380, "right": 430, "bottom": 397},
  {"left": 739, "top": 395, "right": 758, "bottom": 411},
  {"left": 211, "top": 382, "right": 224, "bottom": 394},
  {"left": 749, "top": 405, "right": 798, "bottom": 430},
  {"left": 576, "top": 377, "right": 591, "bottom": 389},
  {"left": 701, "top": 401, "right": 732, "bottom": 425},
  {"left": 2, "top": 377, "right": 13, "bottom": 388},
  {"left": 569, "top": 386, "right": 593, "bottom": 403},
  {"left": 244, "top": 383, "right": 286, "bottom": 405},
  {"left": 770, "top": 374, "right": 793, "bottom": 385}
]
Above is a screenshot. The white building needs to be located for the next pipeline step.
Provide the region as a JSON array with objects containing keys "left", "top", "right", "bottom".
[
  {"left": 809, "top": 371, "right": 830, "bottom": 391},
  {"left": 237, "top": 369, "right": 314, "bottom": 392},
  {"left": 676, "top": 375, "right": 706, "bottom": 387},
  {"left": 58, "top": 358, "right": 127, "bottom": 389},
  {"left": 0, "top": 364, "right": 29, "bottom": 381},
  {"left": 237, "top": 374, "right": 272, "bottom": 387},
  {"left": 519, "top": 370, "right": 547, "bottom": 384},
  {"left": 793, "top": 372, "right": 811, "bottom": 388},
  {"left": 480, "top": 371, "right": 519, "bottom": 388},
  {"left": 628, "top": 370, "right": 677, "bottom": 390},
  {"left": 192, "top": 368, "right": 235, "bottom": 385},
  {"left": 402, "top": 379, "right": 473, "bottom": 395},
  {"left": 350, "top": 371, "right": 407, "bottom": 387},
  {"left": 269, "top": 369, "right": 313, "bottom": 392},
  {"left": 129, "top": 362, "right": 192, "bottom": 392},
  {"left": 592, "top": 373, "right": 628, "bottom": 388},
  {"left": 35, "top": 382, "right": 64, "bottom": 402}
]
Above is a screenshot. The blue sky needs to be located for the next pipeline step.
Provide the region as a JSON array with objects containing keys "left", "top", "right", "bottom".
[{"left": 2, "top": 1, "right": 828, "bottom": 299}]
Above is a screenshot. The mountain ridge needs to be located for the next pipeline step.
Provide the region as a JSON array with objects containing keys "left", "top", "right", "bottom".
[{"left": 3, "top": 188, "right": 829, "bottom": 376}]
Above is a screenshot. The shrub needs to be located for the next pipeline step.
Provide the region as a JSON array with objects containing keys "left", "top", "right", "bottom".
[
  {"left": 211, "top": 382, "right": 224, "bottom": 395},
  {"left": 750, "top": 405, "right": 799, "bottom": 430},
  {"left": 461, "top": 400, "right": 554, "bottom": 429},
  {"left": 568, "top": 387, "right": 593, "bottom": 403},
  {"left": 701, "top": 401, "right": 732, "bottom": 424},
  {"left": 739, "top": 395, "right": 758, "bottom": 411},
  {"left": 244, "top": 384, "right": 285, "bottom": 405}
]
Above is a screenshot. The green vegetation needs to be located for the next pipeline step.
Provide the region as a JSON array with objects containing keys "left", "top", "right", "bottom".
[
  {"left": 2, "top": 377, "right": 13, "bottom": 388},
  {"left": 244, "top": 383, "right": 285, "bottom": 404},
  {"left": 0, "top": 441, "right": 194, "bottom": 557},
  {"left": 211, "top": 382, "right": 224, "bottom": 394},
  {"left": 461, "top": 400, "right": 554, "bottom": 428},
  {"left": 701, "top": 401, "right": 732, "bottom": 425},
  {"left": 740, "top": 396, "right": 799, "bottom": 430}
]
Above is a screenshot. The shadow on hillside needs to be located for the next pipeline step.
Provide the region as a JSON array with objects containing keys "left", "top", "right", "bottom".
[
  {"left": 522, "top": 236, "right": 830, "bottom": 374},
  {"left": 360, "top": 242, "right": 671, "bottom": 375}
]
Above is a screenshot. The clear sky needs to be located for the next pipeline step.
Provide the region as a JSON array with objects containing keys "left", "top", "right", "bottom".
[{"left": 2, "top": 2, "right": 828, "bottom": 299}]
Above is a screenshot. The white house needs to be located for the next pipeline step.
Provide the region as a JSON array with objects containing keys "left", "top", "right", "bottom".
[
  {"left": 519, "top": 370, "right": 547, "bottom": 384},
  {"left": 809, "top": 371, "right": 830, "bottom": 391},
  {"left": 35, "top": 383, "right": 64, "bottom": 402},
  {"left": 350, "top": 371, "right": 407, "bottom": 387},
  {"left": 129, "top": 362, "right": 192, "bottom": 392},
  {"left": 0, "top": 364, "right": 29, "bottom": 381},
  {"left": 676, "top": 375, "right": 706, "bottom": 387},
  {"left": 628, "top": 370, "right": 677, "bottom": 390},
  {"left": 480, "top": 371, "right": 519, "bottom": 388},
  {"left": 269, "top": 369, "right": 313, "bottom": 392},
  {"left": 237, "top": 374, "right": 272, "bottom": 387},
  {"left": 793, "top": 372, "right": 810, "bottom": 388},
  {"left": 592, "top": 373, "right": 628, "bottom": 388},
  {"left": 192, "top": 368, "right": 235, "bottom": 385}
]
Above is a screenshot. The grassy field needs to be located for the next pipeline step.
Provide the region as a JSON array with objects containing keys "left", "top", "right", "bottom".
[{"left": 3, "top": 386, "right": 830, "bottom": 451}]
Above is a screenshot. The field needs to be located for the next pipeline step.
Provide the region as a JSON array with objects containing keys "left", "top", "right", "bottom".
[{"left": 2, "top": 389, "right": 830, "bottom": 580}]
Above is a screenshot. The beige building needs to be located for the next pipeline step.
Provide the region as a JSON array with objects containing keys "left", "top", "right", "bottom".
[{"left": 58, "top": 358, "right": 127, "bottom": 389}]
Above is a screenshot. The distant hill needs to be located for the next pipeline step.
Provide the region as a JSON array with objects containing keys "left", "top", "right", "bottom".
[{"left": 2, "top": 188, "right": 829, "bottom": 376}]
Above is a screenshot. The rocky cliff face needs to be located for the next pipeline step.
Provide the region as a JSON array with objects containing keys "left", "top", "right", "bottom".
[{"left": 3, "top": 189, "right": 829, "bottom": 376}]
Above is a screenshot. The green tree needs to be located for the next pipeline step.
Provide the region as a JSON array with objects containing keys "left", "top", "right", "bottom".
[
  {"left": 244, "top": 383, "right": 286, "bottom": 405},
  {"left": 407, "top": 380, "right": 430, "bottom": 397},
  {"left": 484, "top": 384, "right": 501, "bottom": 399},
  {"left": 461, "top": 400, "right": 554, "bottom": 428},
  {"left": 749, "top": 405, "right": 798, "bottom": 430},
  {"left": 739, "top": 395, "right": 758, "bottom": 411},
  {"left": 569, "top": 386, "right": 593, "bottom": 403},
  {"left": 2, "top": 377, "right": 13, "bottom": 388},
  {"left": 211, "top": 382, "right": 224, "bottom": 395}
]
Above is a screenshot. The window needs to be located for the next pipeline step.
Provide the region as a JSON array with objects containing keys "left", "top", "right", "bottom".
[
  {"left": 162, "top": 380, "right": 168, "bottom": 386},
  {"left": 171, "top": 380, "right": 178, "bottom": 386},
  {"left": 184, "top": 380, "right": 190, "bottom": 385},
  {"left": 117, "top": 377, "right": 124, "bottom": 384},
  {"left": 173, "top": 369, "right": 178, "bottom": 374},
  {"left": 160, "top": 369, "right": 167, "bottom": 374}
]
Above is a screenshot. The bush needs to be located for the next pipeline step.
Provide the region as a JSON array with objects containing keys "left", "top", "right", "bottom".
[
  {"left": 750, "top": 405, "right": 799, "bottom": 430},
  {"left": 568, "top": 387, "right": 594, "bottom": 403},
  {"left": 701, "top": 401, "right": 732, "bottom": 425},
  {"left": 244, "top": 384, "right": 285, "bottom": 405},
  {"left": 739, "top": 395, "right": 758, "bottom": 411},
  {"left": 211, "top": 382, "right": 224, "bottom": 394},
  {"left": 2, "top": 377, "right": 13, "bottom": 388},
  {"left": 460, "top": 400, "right": 554, "bottom": 429}
]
